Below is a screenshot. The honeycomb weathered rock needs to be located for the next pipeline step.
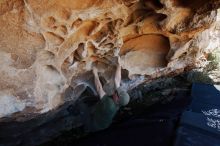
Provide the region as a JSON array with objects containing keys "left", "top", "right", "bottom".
[{"left": 0, "top": 0, "right": 219, "bottom": 119}]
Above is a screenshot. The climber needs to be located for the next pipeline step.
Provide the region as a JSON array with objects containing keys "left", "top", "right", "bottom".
[
  {"left": 73, "top": 57, "right": 130, "bottom": 132},
  {"left": 89, "top": 57, "right": 130, "bottom": 131}
]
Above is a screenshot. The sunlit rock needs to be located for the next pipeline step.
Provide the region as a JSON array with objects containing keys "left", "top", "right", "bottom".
[{"left": 0, "top": 0, "right": 219, "bottom": 120}]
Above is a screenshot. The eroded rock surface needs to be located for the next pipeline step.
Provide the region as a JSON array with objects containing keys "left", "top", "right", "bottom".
[{"left": 0, "top": 0, "right": 220, "bottom": 120}]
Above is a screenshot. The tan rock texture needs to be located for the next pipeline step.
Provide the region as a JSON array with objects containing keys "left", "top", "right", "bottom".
[{"left": 0, "top": 0, "right": 220, "bottom": 119}]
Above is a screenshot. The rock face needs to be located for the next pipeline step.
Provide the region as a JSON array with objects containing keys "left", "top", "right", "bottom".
[{"left": 0, "top": 0, "right": 220, "bottom": 120}]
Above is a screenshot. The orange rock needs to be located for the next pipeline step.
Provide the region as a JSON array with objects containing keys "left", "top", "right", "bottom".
[
  {"left": 120, "top": 34, "right": 170, "bottom": 56},
  {"left": 43, "top": 32, "right": 64, "bottom": 46},
  {"left": 0, "top": 0, "right": 218, "bottom": 119}
]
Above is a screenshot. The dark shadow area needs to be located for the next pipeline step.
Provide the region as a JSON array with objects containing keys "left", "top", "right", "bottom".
[
  {"left": 73, "top": 90, "right": 192, "bottom": 146},
  {"left": 3, "top": 73, "right": 216, "bottom": 146},
  {"left": 43, "top": 75, "right": 192, "bottom": 146}
]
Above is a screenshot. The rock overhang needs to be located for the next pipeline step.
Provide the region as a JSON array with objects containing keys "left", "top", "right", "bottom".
[{"left": 0, "top": 0, "right": 219, "bottom": 120}]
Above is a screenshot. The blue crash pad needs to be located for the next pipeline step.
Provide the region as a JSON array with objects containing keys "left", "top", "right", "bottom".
[
  {"left": 191, "top": 83, "right": 220, "bottom": 107},
  {"left": 175, "top": 83, "right": 220, "bottom": 146}
]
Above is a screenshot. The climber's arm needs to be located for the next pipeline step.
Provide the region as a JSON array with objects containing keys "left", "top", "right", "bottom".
[
  {"left": 93, "top": 67, "right": 106, "bottom": 99},
  {"left": 114, "top": 57, "right": 121, "bottom": 89}
]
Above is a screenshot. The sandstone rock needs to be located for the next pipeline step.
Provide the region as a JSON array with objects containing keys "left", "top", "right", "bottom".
[
  {"left": 0, "top": 0, "right": 219, "bottom": 121},
  {"left": 120, "top": 34, "right": 170, "bottom": 76},
  {"left": 43, "top": 31, "right": 64, "bottom": 46}
]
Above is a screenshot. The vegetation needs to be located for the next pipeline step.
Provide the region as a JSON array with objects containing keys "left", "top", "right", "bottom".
[{"left": 187, "top": 48, "right": 220, "bottom": 84}]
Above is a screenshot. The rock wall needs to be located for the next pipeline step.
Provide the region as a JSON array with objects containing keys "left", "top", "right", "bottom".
[{"left": 0, "top": 0, "right": 220, "bottom": 119}]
